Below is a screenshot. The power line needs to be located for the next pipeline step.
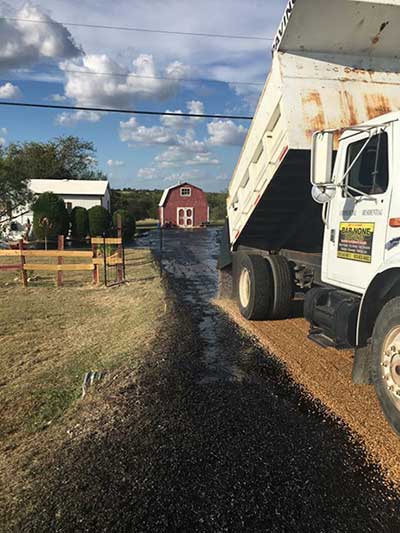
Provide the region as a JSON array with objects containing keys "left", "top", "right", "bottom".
[
  {"left": 1, "top": 68, "right": 265, "bottom": 87},
  {"left": 0, "top": 101, "right": 253, "bottom": 120},
  {"left": 2, "top": 17, "right": 273, "bottom": 41},
  {"left": 2, "top": 16, "right": 273, "bottom": 41},
  {"left": 49, "top": 68, "right": 265, "bottom": 87}
]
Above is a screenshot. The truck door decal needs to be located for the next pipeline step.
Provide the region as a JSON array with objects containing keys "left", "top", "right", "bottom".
[{"left": 337, "top": 222, "right": 375, "bottom": 263}]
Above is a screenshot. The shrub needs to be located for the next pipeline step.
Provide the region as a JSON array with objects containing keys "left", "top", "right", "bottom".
[
  {"left": 112, "top": 209, "right": 136, "bottom": 241},
  {"left": 70, "top": 206, "right": 89, "bottom": 240},
  {"left": 88, "top": 205, "right": 110, "bottom": 237},
  {"left": 32, "top": 192, "right": 69, "bottom": 240}
]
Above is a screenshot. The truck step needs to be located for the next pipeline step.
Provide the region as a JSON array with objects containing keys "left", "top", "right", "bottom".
[
  {"left": 308, "top": 329, "right": 349, "bottom": 350},
  {"left": 308, "top": 329, "right": 335, "bottom": 349}
]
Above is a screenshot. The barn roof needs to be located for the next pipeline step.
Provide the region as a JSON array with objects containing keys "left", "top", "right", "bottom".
[
  {"left": 158, "top": 182, "right": 203, "bottom": 207},
  {"left": 30, "top": 179, "right": 109, "bottom": 196}
]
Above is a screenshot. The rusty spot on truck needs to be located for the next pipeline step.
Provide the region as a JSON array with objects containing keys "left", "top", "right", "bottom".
[
  {"left": 339, "top": 91, "right": 358, "bottom": 126},
  {"left": 364, "top": 94, "right": 392, "bottom": 119},
  {"left": 302, "top": 91, "right": 326, "bottom": 135},
  {"left": 344, "top": 66, "right": 374, "bottom": 77},
  {"left": 371, "top": 20, "right": 389, "bottom": 46}
]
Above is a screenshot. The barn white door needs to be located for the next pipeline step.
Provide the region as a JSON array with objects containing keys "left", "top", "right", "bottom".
[{"left": 177, "top": 207, "right": 194, "bottom": 228}]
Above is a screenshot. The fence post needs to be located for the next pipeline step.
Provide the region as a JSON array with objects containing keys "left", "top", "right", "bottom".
[
  {"left": 57, "top": 235, "right": 64, "bottom": 288},
  {"left": 92, "top": 242, "right": 99, "bottom": 285},
  {"left": 117, "top": 214, "right": 123, "bottom": 283},
  {"left": 103, "top": 233, "right": 107, "bottom": 287},
  {"left": 19, "top": 239, "right": 28, "bottom": 287},
  {"left": 159, "top": 223, "right": 163, "bottom": 277}
]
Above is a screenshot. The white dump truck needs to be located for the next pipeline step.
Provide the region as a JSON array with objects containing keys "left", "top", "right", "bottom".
[{"left": 218, "top": 0, "right": 400, "bottom": 434}]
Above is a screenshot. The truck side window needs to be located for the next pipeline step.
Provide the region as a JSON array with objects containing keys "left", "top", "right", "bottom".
[{"left": 345, "top": 132, "right": 388, "bottom": 195}]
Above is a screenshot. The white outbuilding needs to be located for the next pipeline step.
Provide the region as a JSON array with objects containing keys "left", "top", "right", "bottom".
[{"left": 16, "top": 179, "right": 111, "bottom": 228}]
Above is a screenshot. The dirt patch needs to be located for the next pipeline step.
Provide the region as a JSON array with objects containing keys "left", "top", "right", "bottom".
[{"left": 217, "top": 298, "right": 400, "bottom": 486}]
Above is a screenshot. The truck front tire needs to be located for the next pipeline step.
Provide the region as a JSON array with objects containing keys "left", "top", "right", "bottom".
[
  {"left": 236, "top": 253, "right": 273, "bottom": 320},
  {"left": 371, "top": 297, "right": 400, "bottom": 435}
]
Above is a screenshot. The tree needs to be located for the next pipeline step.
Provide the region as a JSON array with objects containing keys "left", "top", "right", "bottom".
[
  {"left": 112, "top": 209, "right": 136, "bottom": 241},
  {"left": 32, "top": 192, "right": 70, "bottom": 243},
  {"left": 88, "top": 205, "right": 110, "bottom": 236},
  {"left": 0, "top": 148, "right": 32, "bottom": 226},
  {"left": 70, "top": 207, "right": 89, "bottom": 240},
  {"left": 3, "top": 136, "right": 107, "bottom": 182},
  {"left": 207, "top": 192, "right": 227, "bottom": 222}
]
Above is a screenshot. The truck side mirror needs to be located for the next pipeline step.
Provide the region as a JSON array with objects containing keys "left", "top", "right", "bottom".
[{"left": 311, "top": 131, "right": 334, "bottom": 186}]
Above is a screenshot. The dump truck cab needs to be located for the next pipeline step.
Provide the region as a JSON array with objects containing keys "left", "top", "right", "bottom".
[{"left": 315, "top": 113, "right": 400, "bottom": 293}]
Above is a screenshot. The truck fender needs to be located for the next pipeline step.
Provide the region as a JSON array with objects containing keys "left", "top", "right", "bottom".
[{"left": 354, "top": 260, "right": 400, "bottom": 384}]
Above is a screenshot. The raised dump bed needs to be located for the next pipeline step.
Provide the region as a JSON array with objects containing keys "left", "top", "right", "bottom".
[{"left": 228, "top": 0, "right": 400, "bottom": 253}]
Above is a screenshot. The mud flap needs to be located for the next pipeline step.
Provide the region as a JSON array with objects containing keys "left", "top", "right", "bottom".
[
  {"left": 217, "top": 218, "right": 232, "bottom": 270},
  {"left": 352, "top": 345, "right": 373, "bottom": 385}
]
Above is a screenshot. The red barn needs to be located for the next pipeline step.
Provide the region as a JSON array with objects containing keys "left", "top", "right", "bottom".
[{"left": 158, "top": 183, "right": 209, "bottom": 228}]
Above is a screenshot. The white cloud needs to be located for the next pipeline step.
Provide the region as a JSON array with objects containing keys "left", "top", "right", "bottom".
[
  {"left": 0, "top": 82, "right": 21, "bottom": 98},
  {"left": 0, "top": 3, "right": 82, "bottom": 70},
  {"left": 60, "top": 53, "right": 190, "bottom": 108},
  {"left": 120, "top": 103, "right": 221, "bottom": 170},
  {"left": 230, "top": 83, "right": 262, "bottom": 111},
  {"left": 107, "top": 159, "right": 125, "bottom": 167},
  {"left": 119, "top": 117, "right": 178, "bottom": 145},
  {"left": 49, "top": 93, "right": 67, "bottom": 102},
  {"left": 55, "top": 110, "right": 102, "bottom": 126},
  {"left": 137, "top": 167, "right": 157, "bottom": 179},
  {"left": 207, "top": 120, "right": 247, "bottom": 146},
  {"left": 0, "top": 127, "right": 7, "bottom": 146},
  {"left": 187, "top": 100, "right": 205, "bottom": 122},
  {"left": 160, "top": 110, "right": 185, "bottom": 129},
  {"left": 155, "top": 145, "right": 219, "bottom": 168}
]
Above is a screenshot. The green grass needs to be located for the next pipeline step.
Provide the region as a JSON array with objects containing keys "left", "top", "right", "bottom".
[{"left": 0, "top": 248, "right": 165, "bottom": 476}]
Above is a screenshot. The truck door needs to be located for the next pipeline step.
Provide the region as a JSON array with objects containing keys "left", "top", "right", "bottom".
[{"left": 323, "top": 127, "right": 392, "bottom": 292}]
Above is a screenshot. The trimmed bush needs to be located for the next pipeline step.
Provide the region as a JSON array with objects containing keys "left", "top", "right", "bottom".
[
  {"left": 70, "top": 206, "right": 89, "bottom": 240},
  {"left": 88, "top": 205, "right": 110, "bottom": 237},
  {"left": 112, "top": 209, "right": 136, "bottom": 241},
  {"left": 33, "top": 192, "right": 69, "bottom": 240}
]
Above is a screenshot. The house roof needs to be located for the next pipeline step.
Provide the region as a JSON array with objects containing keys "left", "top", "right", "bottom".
[
  {"left": 29, "top": 179, "right": 109, "bottom": 196},
  {"left": 158, "top": 182, "right": 202, "bottom": 207}
]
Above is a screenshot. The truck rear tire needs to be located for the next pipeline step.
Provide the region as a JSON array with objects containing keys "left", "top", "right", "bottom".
[
  {"left": 371, "top": 297, "right": 400, "bottom": 435},
  {"left": 236, "top": 253, "right": 273, "bottom": 320},
  {"left": 266, "top": 255, "right": 293, "bottom": 320}
]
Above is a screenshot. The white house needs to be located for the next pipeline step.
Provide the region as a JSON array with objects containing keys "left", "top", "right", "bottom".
[{"left": 16, "top": 179, "right": 111, "bottom": 228}]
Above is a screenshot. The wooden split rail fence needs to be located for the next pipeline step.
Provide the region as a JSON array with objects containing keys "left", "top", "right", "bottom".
[{"left": 0, "top": 235, "right": 125, "bottom": 287}]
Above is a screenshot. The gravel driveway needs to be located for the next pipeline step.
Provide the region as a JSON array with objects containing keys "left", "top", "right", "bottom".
[{"left": 19, "top": 227, "right": 400, "bottom": 532}]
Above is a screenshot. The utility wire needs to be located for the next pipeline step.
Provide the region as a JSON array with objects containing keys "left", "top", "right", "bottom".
[
  {"left": 0, "top": 101, "right": 253, "bottom": 120},
  {"left": 40, "top": 68, "right": 265, "bottom": 87},
  {"left": 2, "top": 16, "right": 273, "bottom": 41}
]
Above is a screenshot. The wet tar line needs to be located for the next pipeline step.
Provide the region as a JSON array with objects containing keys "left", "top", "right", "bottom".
[
  {"left": 154, "top": 228, "right": 400, "bottom": 530},
  {"left": 24, "top": 227, "right": 400, "bottom": 532}
]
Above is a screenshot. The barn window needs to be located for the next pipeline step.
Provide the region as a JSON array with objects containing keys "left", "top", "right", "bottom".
[{"left": 180, "top": 187, "right": 191, "bottom": 197}]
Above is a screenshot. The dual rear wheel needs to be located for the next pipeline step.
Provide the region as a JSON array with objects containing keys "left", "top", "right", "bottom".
[{"left": 236, "top": 252, "right": 293, "bottom": 321}]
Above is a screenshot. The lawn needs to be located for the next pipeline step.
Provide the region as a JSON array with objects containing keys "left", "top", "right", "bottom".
[{"left": 0, "top": 248, "right": 166, "bottom": 517}]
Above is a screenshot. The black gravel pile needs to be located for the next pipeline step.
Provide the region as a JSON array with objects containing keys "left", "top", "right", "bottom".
[{"left": 11, "top": 228, "right": 400, "bottom": 532}]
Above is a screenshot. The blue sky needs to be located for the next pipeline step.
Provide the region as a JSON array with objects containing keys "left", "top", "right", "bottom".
[{"left": 0, "top": 0, "right": 288, "bottom": 191}]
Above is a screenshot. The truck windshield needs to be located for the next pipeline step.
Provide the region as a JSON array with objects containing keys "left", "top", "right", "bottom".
[{"left": 345, "top": 132, "right": 388, "bottom": 196}]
